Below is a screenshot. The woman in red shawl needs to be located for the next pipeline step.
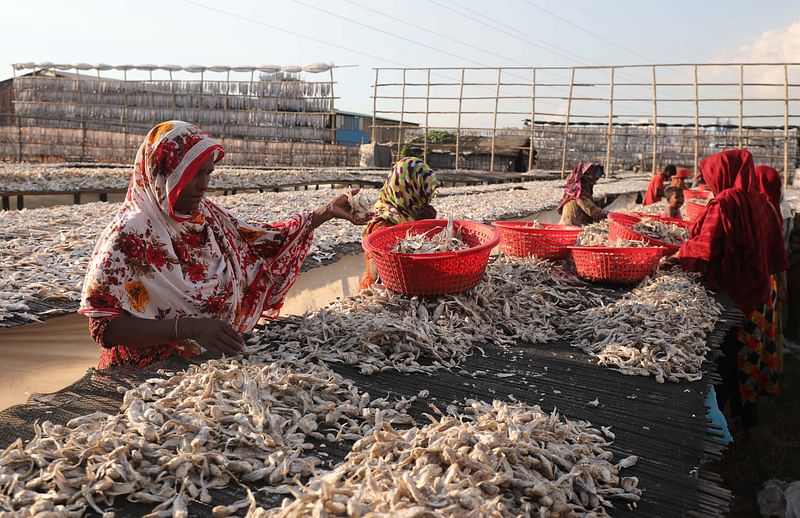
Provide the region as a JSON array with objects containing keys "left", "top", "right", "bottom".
[
  {"left": 557, "top": 163, "right": 607, "bottom": 226},
  {"left": 642, "top": 164, "right": 676, "bottom": 205},
  {"left": 80, "top": 121, "right": 365, "bottom": 369},
  {"left": 661, "top": 149, "right": 787, "bottom": 427}
]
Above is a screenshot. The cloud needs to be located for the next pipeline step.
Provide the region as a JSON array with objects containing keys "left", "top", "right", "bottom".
[{"left": 726, "top": 19, "right": 800, "bottom": 62}]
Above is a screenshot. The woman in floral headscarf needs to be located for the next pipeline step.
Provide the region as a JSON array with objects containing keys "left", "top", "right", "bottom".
[
  {"left": 80, "top": 121, "right": 364, "bottom": 369},
  {"left": 359, "top": 157, "right": 439, "bottom": 290},
  {"left": 557, "top": 163, "right": 607, "bottom": 226}
]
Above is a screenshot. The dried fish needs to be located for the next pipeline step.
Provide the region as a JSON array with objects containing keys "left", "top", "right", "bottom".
[
  {"left": 345, "top": 190, "right": 372, "bottom": 220},
  {"left": 569, "top": 271, "right": 723, "bottom": 382},
  {"left": 0, "top": 356, "right": 405, "bottom": 515},
  {"left": 393, "top": 217, "right": 467, "bottom": 254},
  {"left": 264, "top": 400, "right": 641, "bottom": 517},
  {"left": 632, "top": 218, "right": 689, "bottom": 245},
  {"left": 250, "top": 256, "right": 598, "bottom": 375}
]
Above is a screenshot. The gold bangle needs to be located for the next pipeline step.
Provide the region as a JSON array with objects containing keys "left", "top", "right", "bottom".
[{"left": 174, "top": 318, "right": 180, "bottom": 342}]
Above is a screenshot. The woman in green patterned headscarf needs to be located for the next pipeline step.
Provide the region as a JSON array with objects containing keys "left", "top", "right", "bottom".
[{"left": 360, "top": 157, "right": 439, "bottom": 290}]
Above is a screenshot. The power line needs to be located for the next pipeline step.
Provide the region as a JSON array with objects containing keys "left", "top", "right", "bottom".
[
  {"left": 343, "top": 0, "right": 530, "bottom": 67},
  {"left": 519, "top": 0, "right": 654, "bottom": 63},
  {"left": 426, "top": 0, "right": 589, "bottom": 68},
  {"left": 183, "top": 0, "right": 406, "bottom": 66}
]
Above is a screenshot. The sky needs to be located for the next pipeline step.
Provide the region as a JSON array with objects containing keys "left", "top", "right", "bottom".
[{"left": 2, "top": 0, "right": 799, "bottom": 126}]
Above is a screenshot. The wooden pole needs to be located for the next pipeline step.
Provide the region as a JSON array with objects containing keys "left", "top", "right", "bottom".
[
  {"left": 784, "top": 64, "right": 790, "bottom": 188},
  {"left": 559, "top": 67, "right": 576, "bottom": 179},
  {"left": 397, "top": 69, "right": 406, "bottom": 160},
  {"left": 329, "top": 67, "right": 336, "bottom": 145},
  {"left": 76, "top": 67, "right": 86, "bottom": 162},
  {"left": 423, "top": 68, "right": 431, "bottom": 162},
  {"left": 490, "top": 68, "right": 502, "bottom": 172},
  {"left": 528, "top": 67, "right": 536, "bottom": 172},
  {"left": 605, "top": 66, "right": 615, "bottom": 177},
  {"left": 455, "top": 68, "right": 465, "bottom": 170},
  {"left": 222, "top": 70, "right": 230, "bottom": 139},
  {"left": 738, "top": 64, "right": 744, "bottom": 148},
  {"left": 651, "top": 65, "right": 657, "bottom": 176},
  {"left": 693, "top": 65, "right": 700, "bottom": 176},
  {"left": 371, "top": 68, "right": 378, "bottom": 144}
]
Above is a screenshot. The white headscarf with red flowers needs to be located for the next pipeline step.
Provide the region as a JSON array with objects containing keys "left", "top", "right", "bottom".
[{"left": 80, "top": 120, "right": 314, "bottom": 330}]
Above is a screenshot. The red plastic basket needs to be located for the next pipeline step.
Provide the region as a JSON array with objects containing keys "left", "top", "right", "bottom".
[
  {"left": 645, "top": 214, "right": 692, "bottom": 228},
  {"left": 685, "top": 201, "right": 707, "bottom": 222},
  {"left": 608, "top": 220, "right": 680, "bottom": 256},
  {"left": 685, "top": 189, "right": 712, "bottom": 201},
  {"left": 568, "top": 246, "right": 664, "bottom": 284},
  {"left": 608, "top": 212, "right": 642, "bottom": 227},
  {"left": 493, "top": 222, "right": 580, "bottom": 259},
  {"left": 362, "top": 219, "right": 500, "bottom": 295}
]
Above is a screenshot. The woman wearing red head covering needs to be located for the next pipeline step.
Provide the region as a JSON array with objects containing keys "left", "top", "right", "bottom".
[
  {"left": 642, "top": 164, "right": 676, "bottom": 205},
  {"left": 80, "top": 121, "right": 366, "bottom": 369},
  {"left": 662, "top": 149, "right": 787, "bottom": 427}
]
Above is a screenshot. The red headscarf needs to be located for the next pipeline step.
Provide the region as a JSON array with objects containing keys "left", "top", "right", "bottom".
[
  {"left": 754, "top": 165, "right": 782, "bottom": 214},
  {"left": 557, "top": 163, "right": 604, "bottom": 214},
  {"left": 642, "top": 173, "right": 665, "bottom": 205},
  {"left": 679, "top": 149, "right": 787, "bottom": 313}
]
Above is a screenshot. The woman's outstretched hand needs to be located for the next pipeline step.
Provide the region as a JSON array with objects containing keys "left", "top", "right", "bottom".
[
  {"left": 658, "top": 254, "right": 680, "bottom": 271},
  {"left": 312, "top": 189, "right": 371, "bottom": 228},
  {"left": 182, "top": 318, "right": 245, "bottom": 356}
]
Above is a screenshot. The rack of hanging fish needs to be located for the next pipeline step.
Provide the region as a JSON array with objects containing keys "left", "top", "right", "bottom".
[
  {"left": 0, "top": 254, "right": 740, "bottom": 516},
  {"left": 0, "top": 176, "right": 651, "bottom": 326},
  {"left": 2, "top": 63, "right": 345, "bottom": 165}
]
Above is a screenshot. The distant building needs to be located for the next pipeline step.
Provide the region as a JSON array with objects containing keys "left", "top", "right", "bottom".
[{"left": 335, "top": 110, "right": 419, "bottom": 147}]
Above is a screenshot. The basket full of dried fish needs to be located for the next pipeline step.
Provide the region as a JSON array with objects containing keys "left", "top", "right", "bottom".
[
  {"left": 608, "top": 212, "right": 642, "bottom": 227},
  {"left": 568, "top": 245, "right": 664, "bottom": 284},
  {"left": 608, "top": 219, "right": 689, "bottom": 255},
  {"left": 362, "top": 219, "right": 500, "bottom": 295},
  {"left": 493, "top": 221, "right": 580, "bottom": 259},
  {"left": 685, "top": 201, "right": 709, "bottom": 221}
]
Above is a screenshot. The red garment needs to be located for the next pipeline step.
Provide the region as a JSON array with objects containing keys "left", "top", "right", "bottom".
[
  {"left": 642, "top": 174, "right": 665, "bottom": 205},
  {"left": 674, "top": 168, "right": 692, "bottom": 179},
  {"left": 670, "top": 177, "right": 687, "bottom": 189},
  {"left": 754, "top": 165, "right": 782, "bottom": 215},
  {"left": 557, "top": 163, "right": 604, "bottom": 214},
  {"left": 679, "top": 149, "right": 787, "bottom": 313}
]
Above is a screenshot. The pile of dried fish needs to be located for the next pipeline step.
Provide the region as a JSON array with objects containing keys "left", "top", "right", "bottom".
[
  {"left": 575, "top": 220, "right": 648, "bottom": 248},
  {"left": 251, "top": 256, "right": 598, "bottom": 375},
  {"left": 569, "top": 271, "right": 723, "bottom": 383},
  {"left": 0, "top": 357, "right": 408, "bottom": 516},
  {"left": 632, "top": 218, "right": 689, "bottom": 245},
  {"left": 393, "top": 218, "right": 467, "bottom": 254},
  {"left": 575, "top": 220, "right": 611, "bottom": 246},
  {"left": 266, "top": 400, "right": 641, "bottom": 517}
]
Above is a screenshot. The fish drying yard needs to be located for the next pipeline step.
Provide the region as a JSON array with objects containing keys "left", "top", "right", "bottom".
[{"left": 0, "top": 164, "right": 748, "bottom": 517}]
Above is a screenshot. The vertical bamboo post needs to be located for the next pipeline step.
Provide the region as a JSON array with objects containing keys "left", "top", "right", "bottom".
[
  {"left": 559, "top": 67, "right": 576, "bottom": 179},
  {"left": 490, "top": 68, "right": 502, "bottom": 172},
  {"left": 222, "top": 70, "right": 230, "bottom": 140},
  {"left": 423, "top": 68, "right": 431, "bottom": 162},
  {"left": 528, "top": 67, "right": 536, "bottom": 172},
  {"left": 169, "top": 70, "right": 177, "bottom": 111},
  {"left": 738, "top": 64, "right": 744, "bottom": 148},
  {"left": 605, "top": 67, "right": 615, "bottom": 177},
  {"left": 248, "top": 69, "right": 255, "bottom": 164},
  {"left": 199, "top": 70, "right": 204, "bottom": 115},
  {"left": 371, "top": 69, "right": 378, "bottom": 144},
  {"left": 455, "top": 68, "right": 465, "bottom": 170},
  {"left": 784, "top": 64, "right": 790, "bottom": 188},
  {"left": 123, "top": 68, "right": 129, "bottom": 154},
  {"left": 329, "top": 67, "right": 336, "bottom": 145},
  {"left": 76, "top": 67, "right": 86, "bottom": 161},
  {"left": 397, "top": 70, "right": 406, "bottom": 160},
  {"left": 693, "top": 65, "right": 700, "bottom": 175},
  {"left": 651, "top": 65, "right": 657, "bottom": 176}
]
